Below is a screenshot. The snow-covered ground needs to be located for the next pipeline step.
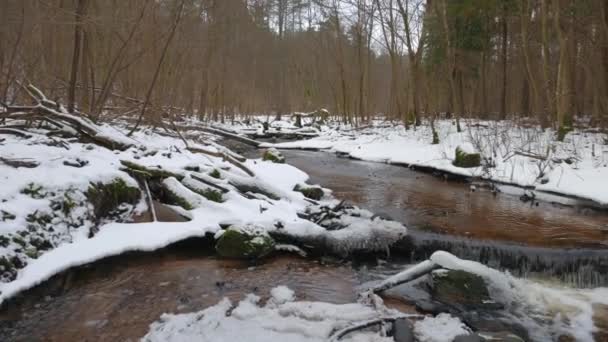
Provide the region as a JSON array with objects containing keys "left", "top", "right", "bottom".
[
  {"left": 0, "top": 124, "right": 406, "bottom": 304},
  {"left": 142, "top": 284, "right": 469, "bottom": 342},
  {"left": 221, "top": 117, "right": 608, "bottom": 206}
]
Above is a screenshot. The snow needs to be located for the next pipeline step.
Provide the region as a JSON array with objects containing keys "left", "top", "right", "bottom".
[
  {"left": 372, "top": 260, "right": 439, "bottom": 293},
  {"left": 427, "top": 251, "right": 608, "bottom": 342},
  {"left": 243, "top": 119, "right": 608, "bottom": 206},
  {"left": 0, "top": 123, "right": 407, "bottom": 304},
  {"left": 270, "top": 285, "right": 295, "bottom": 304},
  {"left": 142, "top": 286, "right": 402, "bottom": 342},
  {"left": 414, "top": 313, "right": 471, "bottom": 342}
]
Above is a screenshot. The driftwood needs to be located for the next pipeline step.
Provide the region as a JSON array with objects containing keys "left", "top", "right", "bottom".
[
  {"left": 174, "top": 124, "right": 262, "bottom": 147},
  {"left": 0, "top": 157, "right": 39, "bottom": 168},
  {"left": 0, "top": 127, "right": 33, "bottom": 138},
  {"left": 2, "top": 84, "right": 133, "bottom": 150},
  {"left": 329, "top": 315, "right": 421, "bottom": 342},
  {"left": 188, "top": 146, "right": 255, "bottom": 177}
]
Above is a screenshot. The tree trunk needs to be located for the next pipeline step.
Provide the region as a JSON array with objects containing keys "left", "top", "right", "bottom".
[{"left": 67, "top": 0, "right": 87, "bottom": 113}]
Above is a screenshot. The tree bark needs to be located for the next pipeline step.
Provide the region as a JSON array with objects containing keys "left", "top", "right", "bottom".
[{"left": 67, "top": 0, "right": 87, "bottom": 113}]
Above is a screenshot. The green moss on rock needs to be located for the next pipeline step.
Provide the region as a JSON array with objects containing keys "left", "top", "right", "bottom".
[
  {"left": 215, "top": 225, "right": 275, "bottom": 259},
  {"left": 86, "top": 178, "right": 141, "bottom": 218},
  {"left": 21, "top": 183, "right": 45, "bottom": 198},
  {"left": 294, "top": 184, "right": 324, "bottom": 200},
  {"left": 453, "top": 146, "right": 481, "bottom": 168},
  {"left": 263, "top": 148, "right": 285, "bottom": 163},
  {"left": 431, "top": 270, "right": 495, "bottom": 309},
  {"left": 209, "top": 169, "right": 221, "bottom": 179}
]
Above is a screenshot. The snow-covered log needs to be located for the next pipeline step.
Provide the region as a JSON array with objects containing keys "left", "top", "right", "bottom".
[
  {"left": 371, "top": 260, "right": 440, "bottom": 293},
  {"left": 2, "top": 84, "right": 134, "bottom": 150}
]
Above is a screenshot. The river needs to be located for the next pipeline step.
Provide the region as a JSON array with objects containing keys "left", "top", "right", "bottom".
[{"left": 1, "top": 145, "right": 607, "bottom": 341}]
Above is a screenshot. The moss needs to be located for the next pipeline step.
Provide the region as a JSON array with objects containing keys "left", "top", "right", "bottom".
[
  {"left": 432, "top": 130, "right": 440, "bottom": 145},
  {"left": 62, "top": 192, "right": 77, "bottom": 215},
  {"left": 25, "top": 247, "right": 39, "bottom": 259},
  {"left": 215, "top": 227, "right": 275, "bottom": 259},
  {"left": 26, "top": 211, "right": 53, "bottom": 225},
  {"left": 209, "top": 169, "right": 221, "bottom": 179},
  {"left": 557, "top": 125, "right": 572, "bottom": 142},
  {"left": 431, "top": 270, "right": 493, "bottom": 308},
  {"left": 262, "top": 149, "right": 285, "bottom": 163},
  {"left": 0, "top": 235, "right": 9, "bottom": 247},
  {"left": 294, "top": 184, "right": 324, "bottom": 200},
  {"left": 12, "top": 235, "right": 27, "bottom": 247},
  {"left": 1, "top": 210, "right": 16, "bottom": 221},
  {"left": 196, "top": 188, "right": 223, "bottom": 203},
  {"left": 86, "top": 178, "right": 141, "bottom": 218},
  {"left": 29, "top": 235, "right": 53, "bottom": 250},
  {"left": 21, "top": 183, "right": 45, "bottom": 199},
  {"left": 453, "top": 146, "right": 481, "bottom": 168},
  {"left": 163, "top": 189, "right": 194, "bottom": 210}
]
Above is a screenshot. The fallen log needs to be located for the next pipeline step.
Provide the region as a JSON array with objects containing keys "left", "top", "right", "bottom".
[
  {"left": 188, "top": 146, "right": 255, "bottom": 177},
  {"left": 371, "top": 260, "right": 440, "bottom": 293},
  {"left": 2, "top": 84, "right": 134, "bottom": 151},
  {"left": 0, "top": 157, "right": 39, "bottom": 168}
]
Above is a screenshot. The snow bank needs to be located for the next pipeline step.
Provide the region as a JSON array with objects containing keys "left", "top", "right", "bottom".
[
  {"left": 142, "top": 286, "right": 402, "bottom": 342},
  {"left": 0, "top": 125, "right": 407, "bottom": 304},
  {"left": 249, "top": 119, "right": 608, "bottom": 206}
]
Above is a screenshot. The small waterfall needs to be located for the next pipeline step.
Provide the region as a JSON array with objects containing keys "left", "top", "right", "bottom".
[{"left": 401, "top": 229, "right": 608, "bottom": 288}]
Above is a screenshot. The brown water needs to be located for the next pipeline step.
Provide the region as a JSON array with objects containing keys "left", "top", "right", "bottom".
[
  {"left": 281, "top": 150, "right": 608, "bottom": 249},
  {"left": 1, "top": 244, "right": 404, "bottom": 342}
]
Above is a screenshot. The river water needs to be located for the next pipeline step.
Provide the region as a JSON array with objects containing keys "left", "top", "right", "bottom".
[{"left": 1, "top": 145, "right": 607, "bottom": 341}]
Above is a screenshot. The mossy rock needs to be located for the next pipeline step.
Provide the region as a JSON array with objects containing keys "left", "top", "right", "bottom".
[
  {"left": 453, "top": 146, "right": 481, "bottom": 168},
  {"left": 431, "top": 270, "right": 495, "bottom": 309},
  {"left": 294, "top": 184, "right": 324, "bottom": 200},
  {"left": 198, "top": 188, "right": 223, "bottom": 202},
  {"left": 86, "top": 178, "right": 141, "bottom": 218},
  {"left": 20, "top": 183, "right": 45, "bottom": 198},
  {"left": 209, "top": 169, "right": 221, "bottom": 179},
  {"left": 263, "top": 148, "right": 285, "bottom": 163},
  {"left": 215, "top": 224, "right": 275, "bottom": 259},
  {"left": 0, "top": 256, "right": 17, "bottom": 282}
]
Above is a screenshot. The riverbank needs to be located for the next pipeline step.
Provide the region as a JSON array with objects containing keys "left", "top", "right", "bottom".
[
  {"left": 0, "top": 121, "right": 406, "bottom": 305},
  {"left": 219, "top": 117, "right": 608, "bottom": 208}
]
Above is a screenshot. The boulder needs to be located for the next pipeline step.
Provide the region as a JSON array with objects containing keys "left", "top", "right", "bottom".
[
  {"left": 430, "top": 270, "right": 496, "bottom": 309},
  {"left": 453, "top": 145, "right": 481, "bottom": 168},
  {"left": 263, "top": 148, "right": 285, "bottom": 163},
  {"left": 215, "top": 224, "right": 275, "bottom": 259},
  {"left": 86, "top": 178, "right": 141, "bottom": 218},
  {"left": 294, "top": 184, "right": 324, "bottom": 200},
  {"left": 392, "top": 318, "right": 415, "bottom": 342}
]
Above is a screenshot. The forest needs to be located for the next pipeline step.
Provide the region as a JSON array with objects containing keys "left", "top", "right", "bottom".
[
  {"left": 1, "top": 1, "right": 608, "bottom": 341},
  {"left": 1, "top": 0, "right": 607, "bottom": 136}
]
